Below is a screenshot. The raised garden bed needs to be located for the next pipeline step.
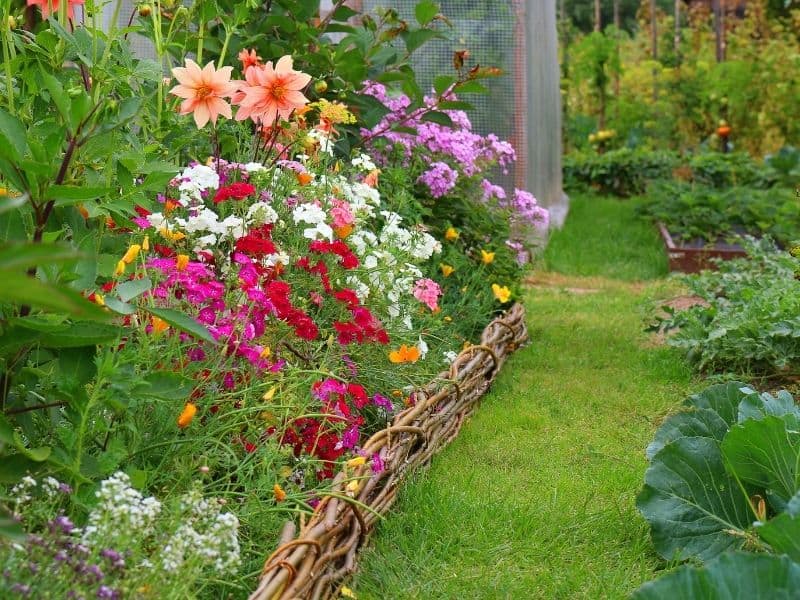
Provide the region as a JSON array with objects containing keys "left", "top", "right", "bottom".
[
  {"left": 249, "top": 303, "right": 528, "bottom": 600},
  {"left": 658, "top": 222, "right": 747, "bottom": 273}
]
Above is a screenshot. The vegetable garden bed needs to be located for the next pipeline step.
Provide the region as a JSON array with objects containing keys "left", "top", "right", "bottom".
[
  {"left": 250, "top": 302, "right": 528, "bottom": 600},
  {"left": 658, "top": 222, "right": 747, "bottom": 273}
]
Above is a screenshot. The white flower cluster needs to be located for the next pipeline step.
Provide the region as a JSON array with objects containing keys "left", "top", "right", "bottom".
[
  {"left": 346, "top": 212, "right": 442, "bottom": 328},
  {"left": 160, "top": 489, "right": 240, "bottom": 574},
  {"left": 350, "top": 153, "right": 377, "bottom": 172},
  {"left": 176, "top": 165, "right": 219, "bottom": 206},
  {"left": 292, "top": 202, "right": 333, "bottom": 241},
  {"left": 341, "top": 181, "right": 381, "bottom": 216},
  {"left": 10, "top": 475, "right": 38, "bottom": 508},
  {"left": 82, "top": 472, "right": 162, "bottom": 544},
  {"left": 378, "top": 211, "right": 441, "bottom": 261},
  {"left": 147, "top": 202, "right": 279, "bottom": 251}
]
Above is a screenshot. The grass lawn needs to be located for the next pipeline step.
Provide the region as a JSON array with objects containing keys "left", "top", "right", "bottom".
[
  {"left": 543, "top": 194, "right": 668, "bottom": 281},
  {"left": 350, "top": 196, "right": 694, "bottom": 599}
]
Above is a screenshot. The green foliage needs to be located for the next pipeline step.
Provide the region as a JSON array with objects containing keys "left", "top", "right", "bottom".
[
  {"left": 687, "top": 152, "right": 772, "bottom": 189},
  {"left": 765, "top": 145, "right": 800, "bottom": 188},
  {"left": 563, "top": 148, "right": 677, "bottom": 196},
  {"left": 563, "top": 6, "right": 800, "bottom": 155},
  {"left": 631, "top": 552, "right": 800, "bottom": 600},
  {"left": 638, "top": 181, "right": 800, "bottom": 245},
  {"left": 652, "top": 239, "right": 800, "bottom": 375},
  {"left": 636, "top": 381, "right": 800, "bottom": 597}
]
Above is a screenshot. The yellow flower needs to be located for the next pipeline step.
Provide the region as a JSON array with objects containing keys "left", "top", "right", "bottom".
[
  {"left": 142, "top": 235, "right": 150, "bottom": 251},
  {"left": 176, "top": 254, "right": 190, "bottom": 271},
  {"left": 177, "top": 403, "right": 197, "bottom": 429},
  {"left": 440, "top": 263, "right": 455, "bottom": 277},
  {"left": 260, "top": 347, "right": 272, "bottom": 359},
  {"left": 262, "top": 385, "right": 277, "bottom": 401},
  {"left": 491, "top": 283, "right": 511, "bottom": 303},
  {"left": 121, "top": 244, "right": 141, "bottom": 264},
  {"left": 445, "top": 227, "right": 459, "bottom": 241},
  {"left": 114, "top": 260, "right": 126, "bottom": 276},
  {"left": 345, "top": 479, "right": 361, "bottom": 495},
  {"left": 340, "top": 586, "right": 357, "bottom": 599},
  {"left": 159, "top": 226, "right": 186, "bottom": 242},
  {"left": 346, "top": 456, "right": 367, "bottom": 468},
  {"left": 273, "top": 483, "right": 287, "bottom": 502},
  {"left": 313, "top": 98, "right": 357, "bottom": 125},
  {"left": 93, "top": 293, "right": 105, "bottom": 307},
  {"left": 444, "top": 315, "right": 452, "bottom": 322},
  {"left": 279, "top": 465, "right": 293, "bottom": 478},
  {"left": 480, "top": 249, "right": 495, "bottom": 265}
]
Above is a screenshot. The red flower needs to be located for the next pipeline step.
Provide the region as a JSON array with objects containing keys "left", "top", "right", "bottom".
[
  {"left": 235, "top": 224, "right": 276, "bottom": 256},
  {"left": 213, "top": 182, "right": 256, "bottom": 203}
]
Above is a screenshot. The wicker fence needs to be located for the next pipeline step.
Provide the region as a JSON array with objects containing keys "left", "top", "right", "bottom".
[{"left": 250, "top": 302, "right": 529, "bottom": 600}]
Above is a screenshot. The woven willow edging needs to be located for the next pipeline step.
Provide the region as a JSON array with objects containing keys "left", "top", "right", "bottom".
[{"left": 250, "top": 302, "right": 528, "bottom": 600}]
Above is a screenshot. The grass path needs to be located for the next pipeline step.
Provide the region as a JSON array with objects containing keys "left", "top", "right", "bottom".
[{"left": 351, "top": 196, "right": 694, "bottom": 599}]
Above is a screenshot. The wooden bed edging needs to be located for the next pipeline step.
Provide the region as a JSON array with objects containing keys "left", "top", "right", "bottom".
[
  {"left": 249, "top": 302, "right": 529, "bottom": 600},
  {"left": 658, "top": 222, "right": 747, "bottom": 273}
]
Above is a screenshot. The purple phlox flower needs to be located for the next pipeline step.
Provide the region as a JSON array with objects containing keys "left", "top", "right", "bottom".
[{"left": 417, "top": 162, "right": 458, "bottom": 199}]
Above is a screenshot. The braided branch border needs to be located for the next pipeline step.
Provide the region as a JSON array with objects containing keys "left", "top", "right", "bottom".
[{"left": 250, "top": 302, "right": 528, "bottom": 600}]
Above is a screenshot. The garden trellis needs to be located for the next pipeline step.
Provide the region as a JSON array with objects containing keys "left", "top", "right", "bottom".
[{"left": 360, "top": 0, "right": 567, "bottom": 226}]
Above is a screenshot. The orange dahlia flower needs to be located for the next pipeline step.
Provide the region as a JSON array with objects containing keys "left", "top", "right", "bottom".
[
  {"left": 233, "top": 56, "right": 311, "bottom": 127},
  {"left": 27, "top": 0, "right": 84, "bottom": 19},
  {"left": 169, "top": 59, "right": 238, "bottom": 129}
]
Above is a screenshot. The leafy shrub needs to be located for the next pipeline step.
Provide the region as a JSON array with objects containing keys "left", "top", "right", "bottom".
[
  {"left": 765, "top": 145, "right": 800, "bottom": 188},
  {"left": 562, "top": 148, "right": 677, "bottom": 196},
  {"left": 652, "top": 238, "right": 800, "bottom": 375},
  {"left": 639, "top": 181, "right": 800, "bottom": 245},
  {"left": 687, "top": 152, "right": 772, "bottom": 189},
  {"left": 635, "top": 382, "right": 800, "bottom": 596}
]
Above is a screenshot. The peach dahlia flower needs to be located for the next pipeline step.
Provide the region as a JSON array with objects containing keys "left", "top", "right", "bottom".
[
  {"left": 27, "top": 0, "right": 84, "bottom": 19},
  {"left": 169, "top": 59, "right": 238, "bottom": 129},
  {"left": 233, "top": 56, "right": 311, "bottom": 127}
]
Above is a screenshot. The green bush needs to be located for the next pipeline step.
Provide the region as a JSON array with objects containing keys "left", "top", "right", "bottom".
[
  {"left": 638, "top": 181, "right": 800, "bottom": 245},
  {"left": 563, "top": 148, "right": 677, "bottom": 196},
  {"left": 687, "top": 152, "right": 772, "bottom": 189},
  {"left": 651, "top": 239, "right": 800, "bottom": 375}
]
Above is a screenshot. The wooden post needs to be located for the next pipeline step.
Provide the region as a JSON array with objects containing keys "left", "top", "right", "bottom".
[{"left": 674, "top": 0, "right": 680, "bottom": 60}]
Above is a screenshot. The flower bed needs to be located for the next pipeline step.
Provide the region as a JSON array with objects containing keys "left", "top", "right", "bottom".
[
  {"left": 0, "top": 3, "right": 549, "bottom": 596},
  {"left": 251, "top": 303, "right": 527, "bottom": 600}
]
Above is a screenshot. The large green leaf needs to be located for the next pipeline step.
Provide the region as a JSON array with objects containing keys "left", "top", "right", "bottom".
[
  {"left": 141, "top": 306, "right": 216, "bottom": 344},
  {"left": 0, "top": 507, "right": 26, "bottom": 542},
  {"left": 637, "top": 436, "right": 753, "bottom": 561},
  {"left": 737, "top": 390, "right": 800, "bottom": 426},
  {"left": 686, "top": 381, "right": 755, "bottom": 426},
  {"left": 0, "top": 270, "right": 111, "bottom": 320},
  {"left": 0, "top": 243, "right": 82, "bottom": 270},
  {"left": 757, "top": 513, "right": 800, "bottom": 562},
  {"left": 646, "top": 408, "right": 729, "bottom": 460},
  {"left": 631, "top": 552, "right": 800, "bottom": 600},
  {"left": 722, "top": 415, "right": 800, "bottom": 504}
]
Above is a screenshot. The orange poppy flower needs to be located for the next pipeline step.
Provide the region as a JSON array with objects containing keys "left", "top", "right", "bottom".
[
  {"left": 389, "top": 344, "right": 421, "bottom": 364},
  {"left": 177, "top": 403, "right": 197, "bottom": 428}
]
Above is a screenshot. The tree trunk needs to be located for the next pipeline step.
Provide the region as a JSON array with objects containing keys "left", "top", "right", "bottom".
[
  {"left": 594, "top": 0, "right": 601, "bottom": 32},
  {"left": 714, "top": 0, "right": 724, "bottom": 62},
  {"left": 613, "top": 0, "right": 620, "bottom": 100},
  {"left": 650, "top": 0, "right": 658, "bottom": 101},
  {"left": 674, "top": 0, "right": 681, "bottom": 59}
]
